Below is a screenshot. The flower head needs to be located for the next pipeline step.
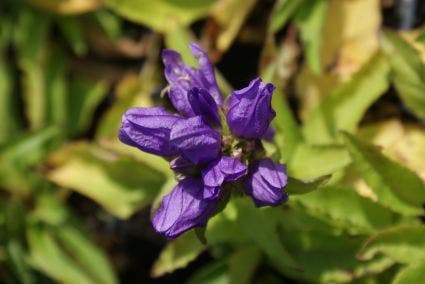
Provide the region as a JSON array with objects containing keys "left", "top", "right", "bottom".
[{"left": 119, "top": 43, "right": 288, "bottom": 239}]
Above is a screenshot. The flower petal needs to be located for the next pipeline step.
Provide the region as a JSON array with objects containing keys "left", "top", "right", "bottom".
[
  {"left": 226, "top": 78, "right": 276, "bottom": 139},
  {"left": 170, "top": 116, "right": 221, "bottom": 165},
  {"left": 189, "top": 43, "right": 222, "bottom": 104},
  {"left": 188, "top": 87, "right": 220, "bottom": 127},
  {"left": 152, "top": 178, "right": 218, "bottom": 239},
  {"left": 162, "top": 44, "right": 222, "bottom": 116},
  {"left": 244, "top": 158, "right": 288, "bottom": 207},
  {"left": 118, "top": 107, "right": 180, "bottom": 156},
  {"left": 202, "top": 156, "right": 247, "bottom": 187}
]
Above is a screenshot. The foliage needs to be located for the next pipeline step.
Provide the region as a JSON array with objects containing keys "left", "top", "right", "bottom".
[{"left": 0, "top": 0, "right": 424, "bottom": 283}]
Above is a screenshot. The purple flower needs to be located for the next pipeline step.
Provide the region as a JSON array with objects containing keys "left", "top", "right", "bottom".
[
  {"left": 202, "top": 156, "right": 247, "bottom": 187},
  {"left": 119, "top": 43, "right": 289, "bottom": 239},
  {"left": 226, "top": 78, "right": 276, "bottom": 139},
  {"left": 188, "top": 87, "right": 221, "bottom": 127},
  {"left": 170, "top": 116, "right": 221, "bottom": 165},
  {"left": 162, "top": 43, "right": 222, "bottom": 117},
  {"left": 244, "top": 158, "right": 288, "bottom": 207},
  {"left": 119, "top": 107, "right": 180, "bottom": 156},
  {"left": 152, "top": 177, "right": 218, "bottom": 239}
]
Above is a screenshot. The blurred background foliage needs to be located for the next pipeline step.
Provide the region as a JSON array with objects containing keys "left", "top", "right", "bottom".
[{"left": 0, "top": 0, "right": 424, "bottom": 283}]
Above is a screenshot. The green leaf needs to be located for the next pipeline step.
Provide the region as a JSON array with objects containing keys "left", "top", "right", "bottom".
[
  {"left": 0, "top": 52, "right": 20, "bottom": 144},
  {"left": 235, "top": 199, "right": 300, "bottom": 274},
  {"left": 269, "top": 0, "right": 304, "bottom": 33},
  {"left": 290, "top": 185, "right": 395, "bottom": 234},
  {"left": 343, "top": 132, "right": 425, "bottom": 216},
  {"left": 187, "top": 260, "right": 228, "bottom": 284},
  {"left": 303, "top": 52, "right": 390, "bottom": 144},
  {"left": 382, "top": 30, "right": 425, "bottom": 120},
  {"left": 6, "top": 241, "right": 35, "bottom": 284},
  {"left": 67, "top": 79, "right": 108, "bottom": 135},
  {"left": 27, "top": 226, "right": 96, "bottom": 284},
  {"left": 271, "top": 89, "right": 303, "bottom": 162},
  {"left": 285, "top": 175, "right": 330, "bottom": 195},
  {"left": 55, "top": 225, "right": 118, "bottom": 284},
  {"left": 47, "top": 143, "right": 165, "bottom": 219},
  {"left": 14, "top": 9, "right": 51, "bottom": 130},
  {"left": 151, "top": 231, "right": 205, "bottom": 277},
  {"left": 280, "top": 228, "right": 394, "bottom": 283},
  {"left": 228, "top": 247, "right": 261, "bottom": 284},
  {"left": 164, "top": 25, "right": 197, "bottom": 66},
  {"left": 56, "top": 16, "right": 88, "bottom": 56},
  {"left": 103, "top": 0, "right": 216, "bottom": 32},
  {"left": 287, "top": 143, "right": 351, "bottom": 180},
  {"left": 295, "top": 0, "right": 327, "bottom": 74},
  {"left": 393, "top": 260, "right": 425, "bottom": 284},
  {"left": 358, "top": 224, "right": 425, "bottom": 264},
  {"left": 417, "top": 30, "right": 425, "bottom": 44}
]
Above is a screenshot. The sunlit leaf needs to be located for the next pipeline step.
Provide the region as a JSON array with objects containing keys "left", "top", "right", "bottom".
[
  {"left": 29, "top": 0, "right": 101, "bottom": 14},
  {"left": 295, "top": 0, "right": 327, "bottom": 74},
  {"left": 382, "top": 30, "right": 425, "bottom": 120},
  {"left": 269, "top": 0, "right": 304, "bottom": 33},
  {"left": 290, "top": 185, "right": 395, "bottom": 234},
  {"left": 210, "top": 0, "right": 257, "bottom": 52},
  {"left": 287, "top": 143, "right": 351, "bottom": 180},
  {"left": 27, "top": 226, "right": 96, "bottom": 284},
  {"left": 151, "top": 231, "right": 205, "bottom": 277},
  {"left": 103, "top": 0, "right": 216, "bottom": 32},
  {"left": 358, "top": 224, "right": 425, "bottom": 264},
  {"left": 393, "top": 260, "right": 425, "bottom": 284},
  {"left": 47, "top": 143, "right": 165, "bottom": 218},
  {"left": 343, "top": 132, "right": 425, "bottom": 216},
  {"left": 303, "top": 52, "right": 390, "bottom": 144}
]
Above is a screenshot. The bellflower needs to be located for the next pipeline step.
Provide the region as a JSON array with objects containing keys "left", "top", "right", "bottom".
[{"left": 119, "top": 43, "right": 288, "bottom": 239}]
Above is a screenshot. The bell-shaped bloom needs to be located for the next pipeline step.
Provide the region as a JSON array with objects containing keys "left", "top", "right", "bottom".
[
  {"left": 226, "top": 78, "right": 276, "bottom": 139},
  {"left": 170, "top": 116, "right": 221, "bottom": 165},
  {"left": 188, "top": 87, "right": 220, "bottom": 127},
  {"left": 162, "top": 43, "right": 222, "bottom": 116},
  {"left": 119, "top": 107, "right": 180, "bottom": 156},
  {"left": 202, "top": 156, "right": 247, "bottom": 187},
  {"left": 152, "top": 177, "right": 218, "bottom": 239},
  {"left": 244, "top": 158, "right": 288, "bottom": 207}
]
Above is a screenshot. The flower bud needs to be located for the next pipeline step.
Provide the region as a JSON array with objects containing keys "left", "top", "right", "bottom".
[{"left": 226, "top": 78, "right": 276, "bottom": 139}]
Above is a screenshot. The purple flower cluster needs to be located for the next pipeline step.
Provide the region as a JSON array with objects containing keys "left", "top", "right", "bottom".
[{"left": 119, "top": 43, "right": 288, "bottom": 238}]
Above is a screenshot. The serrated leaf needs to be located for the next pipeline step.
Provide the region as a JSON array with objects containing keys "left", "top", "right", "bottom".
[
  {"left": 287, "top": 143, "right": 351, "bottom": 180},
  {"left": 358, "top": 225, "right": 425, "bottom": 264},
  {"left": 393, "top": 259, "right": 425, "bottom": 284},
  {"left": 382, "top": 30, "right": 425, "bottom": 120},
  {"left": 290, "top": 186, "right": 395, "bottom": 234},
  {"left": 151, "top": 231, "right": 204, "bottom": 277},
  {"left": 343, "top": 132, "right": 425, "bottom": 216},
  {"left": 103, "top": 0, "right": 216, "bottom": 32},
  {"left": 47, "top": 143, "right": 165, "bottom": 219},
  {"left": 303, "top": 52, "right": 390, "bottom": 144}
]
